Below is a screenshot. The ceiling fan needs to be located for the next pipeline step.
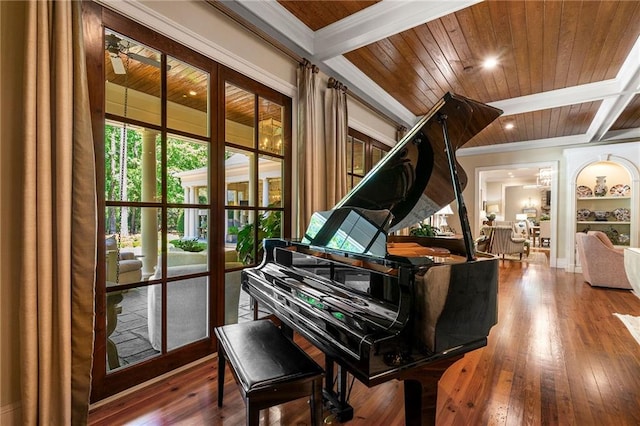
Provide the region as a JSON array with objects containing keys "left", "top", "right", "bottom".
[{"left": 105, "top": 33, "right": 165, "bottom": 74}]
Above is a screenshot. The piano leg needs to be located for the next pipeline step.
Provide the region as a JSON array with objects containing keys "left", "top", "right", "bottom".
[
  {"left": 399, "top": 355, "right": 462, "bottom": 426},
  {"left": 323, "top": 357, "right": 354, "bottom": 422}
]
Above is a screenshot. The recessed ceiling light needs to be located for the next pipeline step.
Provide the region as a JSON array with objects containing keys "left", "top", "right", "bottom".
[
  {"left": 189, "top": 90, "right": 197, "bottom": 96},
  {"left": 504, "top": 123, "right": 515, "bottom": 130},
  {"left": 483, "top": 57, "right": 498, "bottom": 69}
]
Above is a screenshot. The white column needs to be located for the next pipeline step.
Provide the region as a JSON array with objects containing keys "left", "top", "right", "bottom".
[
  {"left": 184, "top": 187, "right": 193, "bottom": 238},
  {"left": 248, "top": 158, "right": 257, "bottom": 226},
  {"left": 190, "top": 187, "right": 198, "bottom": 238},
  {"left": 141, "top": 129, "right": 158, "bottom": 277},
  {"left": 262, "top": 178, "right": 270, "bottom": 207}
]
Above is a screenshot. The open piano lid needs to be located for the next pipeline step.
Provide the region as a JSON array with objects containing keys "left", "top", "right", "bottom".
[{"left": 302, "top": 92, "right": 501, "bottom": 257}]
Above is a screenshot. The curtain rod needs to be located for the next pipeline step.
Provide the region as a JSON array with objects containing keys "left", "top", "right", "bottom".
[{"left": 206, "top": 1, "right": 403, "bottom": 130}]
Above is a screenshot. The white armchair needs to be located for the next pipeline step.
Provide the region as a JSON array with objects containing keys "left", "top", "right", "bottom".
[
  {"left": 148, "top": 262, "right": 209, "bottom": 351},
  {"left": 147, "top": 253, "right": 243, "bottom": 351}
]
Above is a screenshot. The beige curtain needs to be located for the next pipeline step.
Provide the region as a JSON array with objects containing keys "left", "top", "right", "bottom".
[
  {"left": 21, "top": 1, "right": 96, "bottom": 424},
  {"left": 297, "top": 60, "right": 321, "bottom": 236},
  {"left": 324, "top": 78, "right": 348, "bottom": 207}
]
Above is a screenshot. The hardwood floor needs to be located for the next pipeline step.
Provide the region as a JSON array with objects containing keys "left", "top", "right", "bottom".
[{"left": 88, "top": 257, "right": 640, "bottom": 425}]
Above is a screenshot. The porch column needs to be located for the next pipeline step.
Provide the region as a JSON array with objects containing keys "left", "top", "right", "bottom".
[
  {"left": 141, "top": 129, "right": 159, "bottom": 277},
  {"left": 262, "top": 178, "right": 270, "bottom": 207}
]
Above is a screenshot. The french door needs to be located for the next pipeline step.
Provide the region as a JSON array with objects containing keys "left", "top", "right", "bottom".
[{"left": 84, "top": 3, "right": 291, "bottom": 401}]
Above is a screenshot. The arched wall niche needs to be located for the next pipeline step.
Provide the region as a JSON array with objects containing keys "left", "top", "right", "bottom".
[{"left": 565, "top": 149, "right": 640, "bottom": 273}]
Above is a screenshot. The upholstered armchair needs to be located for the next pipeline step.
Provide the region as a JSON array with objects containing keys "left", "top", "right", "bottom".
[
  {"left": 488, "top": 226, "right": 528, "bottom": 259},
  {"left": 105, "top": 236, "right": 142, "bottom": 284},
  {"left": 575, "top": 231, "right": 632, "bottom": 289}
]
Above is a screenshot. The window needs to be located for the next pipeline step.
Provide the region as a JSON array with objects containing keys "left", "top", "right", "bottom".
[
  {"left": 87, "top": 6, "right": 291, "bottom": 401},
  {"left": 346, "top": 128, "right": 390, "bottom": 190}
]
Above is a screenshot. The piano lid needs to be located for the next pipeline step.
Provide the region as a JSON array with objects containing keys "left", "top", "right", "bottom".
[{"left": 336, "top": 92, "right": 502, "bottom": 232}]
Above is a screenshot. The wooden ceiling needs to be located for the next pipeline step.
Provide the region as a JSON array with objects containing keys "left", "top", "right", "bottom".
[
  {"left": 220, "top": 0, "right": 640, "bottom": 152},
  {"left": 105, "top": 31, "right": 281, "bottom": 127}
]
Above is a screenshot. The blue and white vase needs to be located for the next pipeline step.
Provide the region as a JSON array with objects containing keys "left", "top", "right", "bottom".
[{"left": 594, "top": 176, "right": 608, "bottom": 197}]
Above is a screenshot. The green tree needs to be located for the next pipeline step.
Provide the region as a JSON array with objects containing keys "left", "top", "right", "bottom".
[{"left": 105, "top": 124, "right": 209, "bottom": 235}]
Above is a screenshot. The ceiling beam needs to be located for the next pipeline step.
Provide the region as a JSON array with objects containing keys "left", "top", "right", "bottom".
[
  {"left": 587, "top": 36, "right": 640, "bottom": 142},
  {"left": 313, "top": 0, "right": 482, "bottom": 61}
]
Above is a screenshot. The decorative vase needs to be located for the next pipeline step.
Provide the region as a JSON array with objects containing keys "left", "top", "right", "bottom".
[
  {"left": 592, "top": 210, "right": 610, "bottom": 221},
  {"left": 593, "top": 176, "right": 608, "bottom": 197}
]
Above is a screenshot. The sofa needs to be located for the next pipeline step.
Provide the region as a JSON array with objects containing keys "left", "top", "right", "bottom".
[
  {"left": 147, "top": 250, "right": 243, "bottom": 351},
  {"left": 575, "top": 231, "right": 632, "bottom": 289}
]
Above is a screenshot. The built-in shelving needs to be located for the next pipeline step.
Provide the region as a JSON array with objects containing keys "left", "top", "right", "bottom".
[{"left": 575, "top": 162, "right": 632, "bottom": 246}]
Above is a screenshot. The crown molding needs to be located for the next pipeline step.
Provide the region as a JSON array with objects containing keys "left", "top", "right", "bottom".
[{"left": 97, "top": 0, "right": 296, "bottom": 96}]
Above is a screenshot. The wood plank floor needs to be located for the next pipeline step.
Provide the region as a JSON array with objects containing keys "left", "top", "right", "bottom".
[{"left": 88, "top": 256, "right": 640, "bottom": 425}]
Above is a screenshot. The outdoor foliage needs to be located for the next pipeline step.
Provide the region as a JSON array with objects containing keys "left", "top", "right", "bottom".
[
  {"left": 170, "top": 238, "right": 207, "bottom": 252},
  {"left": 236, "top": 211, "right": 282, "bottom": 264},
  {"left": 105, "top": 124, "right": 208, "bottom": 236}
]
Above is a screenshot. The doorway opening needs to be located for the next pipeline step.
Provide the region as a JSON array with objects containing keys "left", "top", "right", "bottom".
[{"left": 476, "top": 162, "right": 558, "bottom": 267}]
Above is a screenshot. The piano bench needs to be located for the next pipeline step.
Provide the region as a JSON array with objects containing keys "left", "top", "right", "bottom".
[{"left": 215, "top": 319, "right": 324, "bottom": 426}]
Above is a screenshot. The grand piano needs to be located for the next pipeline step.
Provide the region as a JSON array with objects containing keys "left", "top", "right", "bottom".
[{"left": 242, "top": 92, "right": 502, "bottom": 425}]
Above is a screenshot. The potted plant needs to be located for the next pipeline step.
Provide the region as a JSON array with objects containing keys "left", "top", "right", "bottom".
[
  {"left": 236, "top": 211, "right": 281, "bottom": 264},
  {"left": 410, "top": 223, "right": 438, "bottom": 237}
]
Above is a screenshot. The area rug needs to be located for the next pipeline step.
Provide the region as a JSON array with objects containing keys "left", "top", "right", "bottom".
[
  {"left": 613, "top": 313, "right": 640, "bottom": 346},
  {"left": 501, "top": 251, "right": 548, "bottom": 265}
]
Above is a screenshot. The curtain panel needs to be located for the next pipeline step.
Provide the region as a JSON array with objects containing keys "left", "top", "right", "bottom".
[
  {"left": 296, "top": 60, "right": 321, "bottom": 236},
  {"left": 324, "top": 78, "right": 348, "bottom": 208},
  {"left": 20, "top": 1, "right": 96, "bottom": 424}
]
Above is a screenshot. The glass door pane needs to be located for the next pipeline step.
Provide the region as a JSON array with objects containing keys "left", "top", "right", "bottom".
[
  {"left": 225, "top": 83, "right": 255, "bottom": 148},
  {"left": 105, "top": 29, "right": 161, "bottom": 125},
  {"left": 167, "top": 57, "right": 210, "bottom": 137}
]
